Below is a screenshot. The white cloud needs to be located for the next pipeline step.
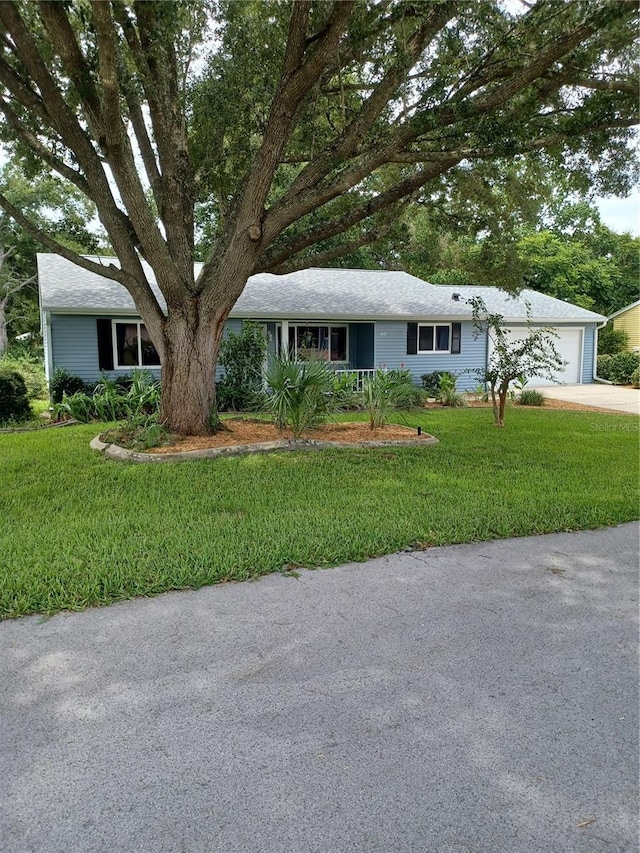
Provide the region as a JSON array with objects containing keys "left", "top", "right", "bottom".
[{"left": 595, "top": 190, "right": 640, "bottom": 236}]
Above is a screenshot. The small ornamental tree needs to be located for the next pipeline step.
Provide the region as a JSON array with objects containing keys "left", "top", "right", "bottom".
[{"left": 469, "top": 296, "right": 565, "bottom": 428}]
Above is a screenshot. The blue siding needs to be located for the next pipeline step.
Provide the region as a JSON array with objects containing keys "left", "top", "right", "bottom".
[
  {"left": 51, "top": 314, "right": 164, "bottom": 385},
  {"left": 51, "top": 315, "right": 260, "bottom": 386},
  {"left": 51, "top": 315, "right": 118, "bottom": 383},
  {"left": 582, "top": 323, "right": 596, "bottom": 383},
  {"left": 374, "top": 320, "right": 485, "bottom": 391},
  {"left": 50, "top": 313, "right": 598, "bottom": 390}
]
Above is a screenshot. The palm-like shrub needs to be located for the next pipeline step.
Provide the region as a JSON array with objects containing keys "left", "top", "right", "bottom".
[
  {"left": 264, "top": 356, "right": 334, "bottom": 438},
  {"left": 363, "top": 371, "right": 396, "bottom": 429}
]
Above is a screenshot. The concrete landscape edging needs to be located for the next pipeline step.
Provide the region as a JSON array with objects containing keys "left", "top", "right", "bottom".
[{"left": 90, "top": 431, "right": 439, "bottom": 463}]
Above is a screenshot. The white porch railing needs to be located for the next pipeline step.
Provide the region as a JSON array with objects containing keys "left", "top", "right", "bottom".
[{"left": 333, "top": 368, "right": 379, "bottom": 391}]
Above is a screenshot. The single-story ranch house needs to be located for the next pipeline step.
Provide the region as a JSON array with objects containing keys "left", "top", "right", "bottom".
[{"left": 38, "top": 253, "right": 607, "bottom": 391}]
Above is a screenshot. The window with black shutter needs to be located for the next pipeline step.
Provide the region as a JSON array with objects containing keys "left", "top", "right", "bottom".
[
  {"left": 96, "top": 319, "right": 114, "bottom": 371},
  {"left": 406, "top": 322, "right": 418, "bottom": 354},
  {"left": 451, "top": 323, "right": 461, "bottom": 354}
]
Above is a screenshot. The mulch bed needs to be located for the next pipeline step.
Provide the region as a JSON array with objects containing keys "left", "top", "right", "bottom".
[
  {"left": 148, "top": 420, "right": 430, "bottom": 454},
  {"left": 145, "top": 397, "right": 625, "bottom": 454}
]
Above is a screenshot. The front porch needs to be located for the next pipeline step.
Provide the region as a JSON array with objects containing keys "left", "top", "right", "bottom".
[{"left": 268, "top": 320, "right": 375, "bottom": 376}]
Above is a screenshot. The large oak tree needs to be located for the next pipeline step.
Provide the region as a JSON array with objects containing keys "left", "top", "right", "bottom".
[{"left": 0, "top": 0, "right": 637, "bottom": 434}]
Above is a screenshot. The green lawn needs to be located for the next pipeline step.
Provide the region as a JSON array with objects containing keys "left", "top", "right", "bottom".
[{"left": 1, "top": 408, "right": 638, "bottom": 619}]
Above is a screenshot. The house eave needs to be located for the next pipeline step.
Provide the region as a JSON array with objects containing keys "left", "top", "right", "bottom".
[
  {"left": 42, "top": 307, "right": 606, "bottom": 324},
  {"left": 607, "top": 299, "right": 640, "bottom": 321}
]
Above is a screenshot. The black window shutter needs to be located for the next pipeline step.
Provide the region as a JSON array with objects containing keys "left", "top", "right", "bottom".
[
  {"left": 97, "top": 319, "right": 114, "bottom": 370},
  {"left": 451, "top": 322, "right": 461, "bottom": 354},
  {"left": 407, "top": 322, "right": 418, "bottom": 355}
]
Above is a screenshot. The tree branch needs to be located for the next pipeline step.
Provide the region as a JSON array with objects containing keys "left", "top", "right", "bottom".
[
  {"left": 0, "top": 1, "right": 151, "bottom": 289},
  {"left": 573, "top": 76, "right": 638, "bottom": 96},
  {"left": 123, "top": 2, "right": 195, "bottom": 282},
  {"left": 0, "top": 193, "right": 127, "bottom": 286},
  {"left": 239, "top": 1, "right": 356, "bottom": 227},
  {"left": 0, "top": 99, "right": 93, "bottom": 195},
  {"left": 258, "top": 159, "right": 459, "bottom": 272},
  {"left": 267, "top": 2, "right": 458, "bottom": 237},
  {"left": 265, "top": 205, "right": 408, "bottom": 275}
]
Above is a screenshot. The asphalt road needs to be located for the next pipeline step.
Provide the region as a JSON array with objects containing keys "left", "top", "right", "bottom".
[{"left": 1, "top": 523, "right": 638, "bottom": 853}]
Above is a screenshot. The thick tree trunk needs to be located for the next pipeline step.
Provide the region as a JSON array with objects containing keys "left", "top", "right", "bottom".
[
  {"left": 158, "top": 301, "right": 227, "bottom": 436},
  {"left": 0, "top": 300, "right": 8, "bottom": 358}
]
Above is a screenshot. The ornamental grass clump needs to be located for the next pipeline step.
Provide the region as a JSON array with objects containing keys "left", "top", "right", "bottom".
[
  {"left": 264, "top": 355, "right": 335, "bottom": 438},
  {"left": 52, "top": 369, "right": 160, "bottom": 424},
  {"left": 518, "top": 389, "right": 546, "bottom": 406}
]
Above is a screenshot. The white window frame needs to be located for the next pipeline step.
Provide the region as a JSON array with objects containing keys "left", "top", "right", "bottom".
[
  {"left": 288, "top": 323, "right": 349, "bottom": 364},
  {"left": 112, "top": 319, "right": 160, "bottom": 369},
  {"left": 417, "top": 323, "right": 452, "bottom": 354}
]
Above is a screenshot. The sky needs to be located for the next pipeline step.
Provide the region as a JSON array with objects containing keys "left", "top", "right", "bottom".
[{"left": 595, "top": 189, "right": 640, "bottom": 236}]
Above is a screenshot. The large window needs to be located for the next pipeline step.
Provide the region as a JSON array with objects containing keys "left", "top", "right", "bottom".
[
  {"left": 288, "top": 324, "right": 348, "bottom": 362},
  {"left": 113, "top": 321, "right": 160, "bottom": 368},
  {"left": 418, "top": 323, "right": 451, "bottom": 354}
]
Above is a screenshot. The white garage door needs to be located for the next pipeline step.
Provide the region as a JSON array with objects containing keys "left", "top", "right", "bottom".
[{"left": 488, "top": 327, "right": 583, "bottom": 386}]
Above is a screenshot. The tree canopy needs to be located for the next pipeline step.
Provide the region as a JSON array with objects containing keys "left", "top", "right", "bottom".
[
  {"left": 0, "top": 0, "right": 637, "bottom": 433},
  {"left": 0, "top": 160, "right": 101, "bottom": 353}
]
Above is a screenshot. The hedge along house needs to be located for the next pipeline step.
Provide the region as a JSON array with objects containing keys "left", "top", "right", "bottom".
[{"left": 38, "top": 254, "right": 606, "bottom": 392}]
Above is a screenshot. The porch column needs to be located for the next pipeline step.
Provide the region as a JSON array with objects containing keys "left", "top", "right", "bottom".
[{"left": 280, "top": 320, "right": 289, "bottom": 356}]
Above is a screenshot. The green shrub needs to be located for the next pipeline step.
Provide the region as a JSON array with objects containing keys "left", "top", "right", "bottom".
[
  {"left": 217, "top": 320, "right": 268, "bottom": 412},
  {"left": 330, "top": 371, "right": 363, "bottom": 411},
  {"left": 421, "top": 371, "right": 454, "bottom": 397},
  {"left": 53, "top": 390, "right": 96, "bottom": 423},
  {"left": 607, "top": 352, "right": 640, "bottom": 385},
  {"left": 264, "top": 355, "right": 334, "bottom": 438},
  {"left": 598, "top": 323, "right": 628, "bottom": 355},
  {"left": 518, "top": 389, "right": 546, "bottom": 406},
  {"left": 385, "top": 369, "right": 424, "bottom": 409},
  {"left": 50, "top": 368, "right": 89, "bottom": 403},
  {"left": 52, "top": 369, "right": 161, "bottom": 423},
  {"left": 103, "top": 416, "right": 170, "bottom": 451},
  {"left": 596, "top": 354, "right": 612, "bottom": 380},
  {"left": 438, "top": 373, "right": 465, "bottom": 408},
  {"left": 630, "top": 368, "right": 640, "bottom": 389},
  {"left": 0, "top": 367, "right": 31, "bottom": 423},
  {"left": 0, "top": 354, "right": 46, "bottom": 399}
]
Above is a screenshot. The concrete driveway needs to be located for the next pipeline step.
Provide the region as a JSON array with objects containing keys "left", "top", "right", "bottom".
[
  {"left": 541, "top": 383, "right": 640, "bottom": 414},
  {"left": 1, "top": 524, "right": 638, "bottom": 853}
]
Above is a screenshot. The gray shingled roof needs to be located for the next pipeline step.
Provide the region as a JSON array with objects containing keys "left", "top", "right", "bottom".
[{"left": 37, "top": 253, "right": 606, "bottom": 322}]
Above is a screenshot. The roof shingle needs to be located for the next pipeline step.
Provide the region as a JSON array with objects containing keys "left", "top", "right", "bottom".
[{"left": 37, "top": 254, "right": 606, "bottom": 322}]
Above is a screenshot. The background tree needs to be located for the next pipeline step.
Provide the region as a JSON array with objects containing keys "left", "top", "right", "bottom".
[
  {"left": 0, "top": 0, "right": 637, "bottom": 434},
  {"left": 401, "top": 189, "right": 639, "bottom": 314},
  {"left": 0, "top": 161, "right": 102, "bottom": 353}
]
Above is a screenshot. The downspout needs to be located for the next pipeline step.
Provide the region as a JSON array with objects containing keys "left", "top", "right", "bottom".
[
  {"left": 43, "top": 311, "right": 54, "bottom": 394},
  {"left": 593, "top": 319, "right": 612, "bottom": 384}
]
